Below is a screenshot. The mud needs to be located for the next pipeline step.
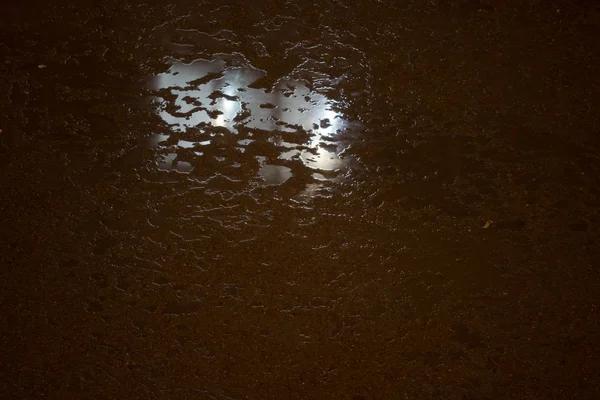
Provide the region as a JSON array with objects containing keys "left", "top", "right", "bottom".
[{"left": 1, "top": 1, "right": 599, "bottom": 399}]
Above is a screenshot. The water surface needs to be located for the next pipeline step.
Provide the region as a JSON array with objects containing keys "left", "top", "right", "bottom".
[{"left": 2, "top": 1, "right": 600, "bottom": 399}]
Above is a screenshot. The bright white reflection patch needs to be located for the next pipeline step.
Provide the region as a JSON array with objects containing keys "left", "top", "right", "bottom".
[{"left": 148, "top": 57, "right": 357, "bottom": 180}]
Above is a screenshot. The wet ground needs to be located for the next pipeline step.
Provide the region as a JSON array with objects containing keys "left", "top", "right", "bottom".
[{"left": 1, "top": 0, "right": 600, "bottom": 398}]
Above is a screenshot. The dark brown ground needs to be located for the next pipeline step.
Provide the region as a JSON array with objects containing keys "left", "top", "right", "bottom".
[{"left": 1, "top": 1, "right": 600, "bottom": 399}]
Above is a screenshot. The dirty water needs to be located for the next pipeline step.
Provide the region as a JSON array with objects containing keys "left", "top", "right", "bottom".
[
  {"left": 1, "top": 1, "right": 600, "bottom": 399},
  {"left": 145, "top": 55, "right": 356, "bottom": 187}
]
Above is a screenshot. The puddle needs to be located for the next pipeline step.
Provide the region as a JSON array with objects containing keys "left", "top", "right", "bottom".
[
  {"left": 259, "top": 164, "right": 293, "bottom": 186},
  {"left": 146, "top": 55, "right": 359, "bottom": 186},
  {"left": 157, "top": 153, "right": 194, "bottom": 173}
]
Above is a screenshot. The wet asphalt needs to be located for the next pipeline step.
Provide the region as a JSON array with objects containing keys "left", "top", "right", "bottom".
[{"left": 1, "top": 1, "right": 600, "bottom": 399}]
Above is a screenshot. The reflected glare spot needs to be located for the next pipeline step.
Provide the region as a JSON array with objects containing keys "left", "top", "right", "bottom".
[{"left": 147, "top": 56, "right": 359, "bottom": 184}]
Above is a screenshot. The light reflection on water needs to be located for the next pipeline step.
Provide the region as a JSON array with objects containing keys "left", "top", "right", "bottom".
[{"left": 147, "top": 56, "right": 356, "bottom": 185}]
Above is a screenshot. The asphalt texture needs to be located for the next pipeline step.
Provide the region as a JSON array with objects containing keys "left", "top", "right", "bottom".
[{"left": 1, "top": 1, "right": 599, "bottom": 399}]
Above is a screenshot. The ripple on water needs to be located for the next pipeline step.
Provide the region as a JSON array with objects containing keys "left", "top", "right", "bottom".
[{"left": 146, "top": 54, "right": 360, "bottom": 191}]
